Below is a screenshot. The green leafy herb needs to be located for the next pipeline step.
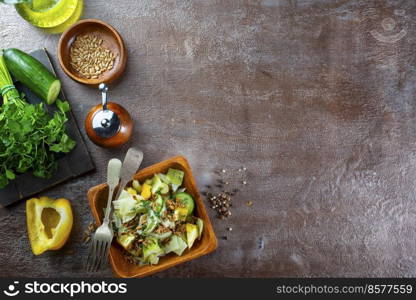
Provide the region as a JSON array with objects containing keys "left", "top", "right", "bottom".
[{"left": 0, "top": 51, "right": 76, "bottom": 188}]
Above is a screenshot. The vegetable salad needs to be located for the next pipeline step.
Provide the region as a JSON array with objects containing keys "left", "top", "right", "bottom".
[{"left": 112, "top": 168, "right": 203, "bottom": 265}]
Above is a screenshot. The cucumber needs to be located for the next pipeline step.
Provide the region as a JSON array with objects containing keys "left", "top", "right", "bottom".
[
  {"left": 175, "top": 192, "right": 195, "bottom": 215},
  {"left": 3, "top": 48, "right": 61, "bottom": 105}
]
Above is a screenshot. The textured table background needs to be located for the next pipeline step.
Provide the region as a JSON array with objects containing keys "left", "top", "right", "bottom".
[{"left": 1, "top": 0, "right": 416, "bottom": 277}]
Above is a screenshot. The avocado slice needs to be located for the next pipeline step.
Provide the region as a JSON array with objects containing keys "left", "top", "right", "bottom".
[
  {"left": 196, "top": 218, "right": 204, "bottom": 240},
  {"left": 117, "top": 233, "right": 136, "bottom": 250},
  {"left": 186, "top": 223, "right": 198, "bottom": 249},
  {"left": 167, "top": 168, "right": 184, "bottom": 186}
]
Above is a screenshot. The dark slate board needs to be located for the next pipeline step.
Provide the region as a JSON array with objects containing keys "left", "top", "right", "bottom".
[{"left": 0, "top": 49, "right": 95, "bottom": 206}]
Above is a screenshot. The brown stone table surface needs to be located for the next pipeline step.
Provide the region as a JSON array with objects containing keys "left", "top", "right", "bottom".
[{"left": 1, "top": 0, "right": 416, "bottom": 278}]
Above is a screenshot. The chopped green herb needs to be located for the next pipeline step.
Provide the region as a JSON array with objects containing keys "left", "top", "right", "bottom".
[{"left": 0, "top": 51, "right": 76, "bottom": 188}]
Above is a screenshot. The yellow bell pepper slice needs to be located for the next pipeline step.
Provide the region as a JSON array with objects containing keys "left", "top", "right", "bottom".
[
  {"left": 127, "top": 187, "right": 137, "bottom": 195},
  {"left": 141, "top": 183, "right": 152, "bottom": 200},
  {"left": 26, "top": 197, "right": 73, "bottom": 255},
  {"left": 174, "top": 207, "right": 188, "bottom": 221}
]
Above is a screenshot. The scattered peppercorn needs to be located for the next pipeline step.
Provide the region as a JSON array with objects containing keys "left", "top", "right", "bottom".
[
  {"left": 208, "top": 192, "right": 232, "bottom": 218},
  {"left": 204, "top": 166, "right": 248, "bottom": 220}
]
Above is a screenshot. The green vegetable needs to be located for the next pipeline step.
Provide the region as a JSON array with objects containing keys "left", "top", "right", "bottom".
[
  {"left": 148, "top": 254, "right": 159, "bottom": 265},
  {"left": 157, "top": 173, "right": 170, "bottom": 184},
  {"left": 186, "top": 223, "right": 198, "bottom": 249},
  {"left": 163, "top": 236, "right": 178, "bottom": 254},
  {"left": 132, "top": 179, "right": 141, "bottom": 192},
  {"left": 142, "top": 238, "right": 164, "bottom": 263},
  {"left": 3, "top": 48, "right": 61, "bottom": 104},
  {"left": 117, "top": 233, "right": 136, "bottom": 250},
  {"left": 0, "top": 51, "right": 76, "bottom": 188},
  {"left": 142, "top": 211, "right": 159, "bottom": 235},
  {"left": 153, "top": 194, "right": 164, "bottom": 213},
  {"left": 151, "top": 174, "right": 169, "bottom": 194},
  {"left": 113, "top": 168, "right": 203, "bottom": 266},
  {"left": 161, "top": 218, "right": 175, "bottom": 229},
  {"left": 196, "top": 218, "right": 204, "bottom": 240},
  {"left": 150, "top": 231, "right": 172, "bottom": 241},
  {"left": 160, "top": 182, "right": 169, "bottom": 194},
  {"left": 174, "top": 207, "right": 188, "bottom": 222},
  {"left": 167, "top": 168, "right": 184, "bottom": 185},
  {"left": 174, "top": 236, "right": 188, "bottom": 256},
  {"left": 175, "top": 192, "right": 195, "bottom": 215},
  {"left": 163, "top": 235, "right": 187, "bottom": 256},
  {"left": 113, "top": 194, "right": 139, "bottom": 223}
]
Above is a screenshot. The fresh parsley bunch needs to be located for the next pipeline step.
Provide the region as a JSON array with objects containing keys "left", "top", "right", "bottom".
[{"left": 0, "top": 51, "right": 76, "bottom": 188}]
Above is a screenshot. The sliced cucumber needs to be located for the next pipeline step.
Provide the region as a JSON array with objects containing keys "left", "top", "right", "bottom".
[{"left": 175, "top": 192, "right": 195, "bottom": 215}]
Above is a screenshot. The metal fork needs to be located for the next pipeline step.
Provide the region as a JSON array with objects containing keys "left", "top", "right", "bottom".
[
  {"left": 86, "top": 148, "right": 144, "bottom": 272},
  {"left": 86, "top": 158, "right": 122, "bottom": 272}
]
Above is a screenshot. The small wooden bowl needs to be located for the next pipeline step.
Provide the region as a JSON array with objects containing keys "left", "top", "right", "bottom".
[
  {"left": 87, "top": 156, "right": 218, "bottom": 278},
  {"left": 58, "top": 19, "right": 126, "bottom": 85}
]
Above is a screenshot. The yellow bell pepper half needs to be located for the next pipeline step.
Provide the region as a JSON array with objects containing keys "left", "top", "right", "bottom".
[{"left": 26, "top": 197, "right": 73, "bottom": 255}]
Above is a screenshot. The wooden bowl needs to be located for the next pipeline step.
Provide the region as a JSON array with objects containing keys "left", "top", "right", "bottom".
[
  {"left": 58, "top": 19, "right": 126, "bottom": 85},
  {"left": 87, "top": 156, "right": 218, "bottom": 278},
  {"left": 85, "top": 102, "right": 133, "bottom": 148}
]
